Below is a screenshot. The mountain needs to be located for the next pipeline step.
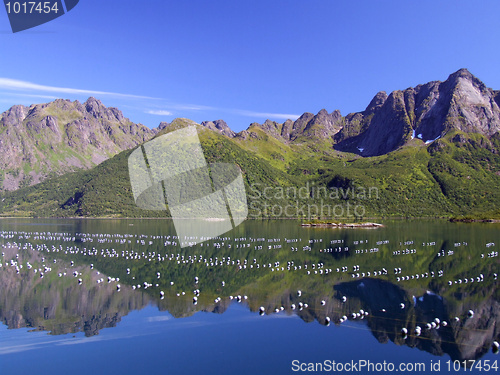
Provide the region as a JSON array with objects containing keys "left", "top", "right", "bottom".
[
  {"left": 1, "top": 69, "right": 499, "bottom": 219},
  {"left": 0, "top": 97, "right": 157, "bottom": 191},
  {"left": 334, "top": 68, "right": 500, "bottom": 156},
  {"left": 2, "top": 116, "right": 500, "bottom": 219},
  {"left": 200, "top": 119, "right": 236, "bottom": 137},
  {"left": 200, "top": 69, "right": 500, "bottom": 158}
]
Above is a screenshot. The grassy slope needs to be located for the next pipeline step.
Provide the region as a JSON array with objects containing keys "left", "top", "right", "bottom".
[{"left": 1, "top": 122, "right": 499, "bottom": 219}]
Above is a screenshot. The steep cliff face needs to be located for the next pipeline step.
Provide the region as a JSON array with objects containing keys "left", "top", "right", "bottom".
[
  {"left": 335, "top": 69, "right": 500, "bottom": 156},
  {"left": 207, "top": 69, "right": 499, "bottom": 157},
  {"left": 0, "top": 97, "right": 156, "bottom": 191},
  {"left": 290, "top": 109, "right": 343, "bottom": 141}
]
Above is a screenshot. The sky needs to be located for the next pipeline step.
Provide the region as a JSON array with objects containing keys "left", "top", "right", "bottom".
[{"left": 0, "top": 0, "right": 499, "bottom": 132}]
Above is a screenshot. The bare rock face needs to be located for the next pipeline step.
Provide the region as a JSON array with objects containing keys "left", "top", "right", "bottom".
[
  {"left": 226, "top": 69, "right": 500, "bottom": 157},
  {"left": 294, "top": 109, "right": 343, "bottom": 140},
  {"left": 335, "top": 69, "right": 500, "bottom": 156},
  {"left": 234, "top": 109, "right": 343, "bottom": 143},
  {"left": 0, "top": 97, "right": 157, "bottom": 191},
  {"left": 200, "top": 119, "right": 236, "bottom": 138}
]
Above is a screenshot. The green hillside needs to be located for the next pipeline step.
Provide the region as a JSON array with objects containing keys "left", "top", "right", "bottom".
[{"left": 1, "top": 121, "right": 500, "bottom": 219}]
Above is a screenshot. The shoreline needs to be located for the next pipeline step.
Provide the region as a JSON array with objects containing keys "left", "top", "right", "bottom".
[
  {"left": 0, "top": 216, "right": 498, "bottom": 223},
  {"left": 449, "top": 218, "right": 500, "bottom": 223},
  {"left": 300, "top": 222, "right": 384, "bottom": 228}
]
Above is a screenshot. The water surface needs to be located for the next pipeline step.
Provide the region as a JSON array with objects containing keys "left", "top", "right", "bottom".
[{"left": 0, "top": 218, "right": 498, "bottom": 374}]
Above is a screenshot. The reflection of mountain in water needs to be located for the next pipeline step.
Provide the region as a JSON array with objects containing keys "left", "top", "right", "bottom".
[
  {"left": 0, "top": 245, "right": 150, "bottom": 336},
  {"left": 0, "top": 222, "right": 498, "bottom": 361},
  {"left": 333, "top": 278, "right": 500, "bottom": 362}
]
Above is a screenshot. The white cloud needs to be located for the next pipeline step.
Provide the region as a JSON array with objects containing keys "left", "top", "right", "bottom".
[
  {"left": 232, "top": 109, "right": 300, "bottom": 120},
  {"left": 0, "top": 77, "right": 301, "bottom": 123},
  {"left": 146, "top": 109, "right": 173, "bottom": 116},
  {"left": 0, "top": 78, "right": 159, "bottom": 100},
  {"left": 8, "top": 93, "right": 59, "bottom": 100}
]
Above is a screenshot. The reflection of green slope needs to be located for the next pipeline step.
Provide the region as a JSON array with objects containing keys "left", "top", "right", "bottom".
[
  {"left": 0, "top": 245, "right": 149, "bottom": 336},
  {"left": 1, "top": 218, "right": 498, "bottom": 360},
  {"left": 19, "top": 221, "right": 497, "bottom": 322}
]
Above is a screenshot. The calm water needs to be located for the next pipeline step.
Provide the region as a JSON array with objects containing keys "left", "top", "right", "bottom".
[{"left": 0, "top": 218, "right": 498, "bottom": 374}]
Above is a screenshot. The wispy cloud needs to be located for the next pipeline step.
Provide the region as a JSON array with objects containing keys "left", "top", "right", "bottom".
[
  {"left": 168, "top": 103, "right": 215, "bottom": 111},
  {"left": 0, "top": 77, "right": 301, "bottom": 123},
  {"left": 144, "top": 106, "right": 301, "bottom": 121},
  {"left": 0, "top": 78, "right": 159, "bottom": 100},
  {"left": 146, "top": 109, "right": 173, "bottom": 116},
  {"left": 8, "top": 93, "right": 60, "bottom": 100},
  {"left": 231, "top": 109, "right": 300, "bottom": 120}
]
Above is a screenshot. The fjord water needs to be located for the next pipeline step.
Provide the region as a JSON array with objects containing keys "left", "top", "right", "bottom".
[{"left": 0, "top": 218, "right": 498, "bottom": 374}]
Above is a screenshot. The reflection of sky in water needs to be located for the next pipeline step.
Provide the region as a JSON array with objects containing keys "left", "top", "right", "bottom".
[{"left": 2, "top": 303, "right": 497, "bottom": 375}]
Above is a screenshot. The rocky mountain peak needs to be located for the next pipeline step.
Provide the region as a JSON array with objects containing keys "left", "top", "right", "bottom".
[
  {"left": 157, "top": 121, "right": 170, "bottom": 131},
  {"left": 84, "top": 97, "right": 104, "bottom": 116},
  {"left": 1, "top": 104, "right": 28, "bottom": 127},
  {"left": 448, "top": 67, "right": 475, "bottom": 81},
  {"left": 200, "top": 119, "right": 236, "bottom": 137},
  {"left": 366, "top": 91, "right": 388, "bottom": 112},
  {"left": 0, "top": 97, "right": 156, "bottom": 191},
  {"left": 335, "top": 69, "right": 500, "bottom": 156}
]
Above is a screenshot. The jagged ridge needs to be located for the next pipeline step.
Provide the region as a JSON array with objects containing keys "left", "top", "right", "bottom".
[
  {"left": 200, "top": 69, "right": 500, "bottom": 157},
  {"left": 0, "top": 97, "right": 157, "bottom": 191}
]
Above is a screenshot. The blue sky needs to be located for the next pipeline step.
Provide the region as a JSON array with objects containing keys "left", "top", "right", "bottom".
[{"left": 0, "top": 0, "right": 499, "bottom": 131}]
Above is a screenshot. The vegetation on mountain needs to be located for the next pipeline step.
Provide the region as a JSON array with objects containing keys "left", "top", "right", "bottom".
[{"left": 1, "top": 69, "right": 499, "bottom": 219}]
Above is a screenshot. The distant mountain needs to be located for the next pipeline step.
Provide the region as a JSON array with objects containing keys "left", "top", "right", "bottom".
[
  {"left": 0, "top": 97, "right": 157, "bottom": 191},
  {"left": 200, "top": 119, "right": 236, "bottom": 137},
  {"left": 201, "top": 69, "right": 500, "bottom": 157},
  {"left": 335, "top": 68, "right": 500, "bottom": 156}
]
